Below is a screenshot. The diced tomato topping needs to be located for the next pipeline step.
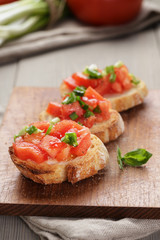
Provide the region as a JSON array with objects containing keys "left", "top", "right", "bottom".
[
  {"left": 30, "top": 121, "right": 50, "bottom": 133},
  {"left": 95, "top": 79, "right": 111, "bottom": 95},
  {"left": 82, "top": 96, "right": 98, "bottom": 109},
  {"left": 61, "top": 101, "right": 84, "bottom": 119},
  {"left": 40, "top": 135, "right": 66, "bottom": 159},
  {"left": 56, "top": 145, "right": 71, "bottom": 161},
  {"left": 13, "top": 142, "right": 48, "bottom": 163},
  {"left": 70, "top": 130, "right": 91, "bottom": 156},
  {"left": 64, "top": 76, "right": 77, "bottom": 90},
  {"left": 80, "top": 115, "right": 97, "bottom": 128},
  {"left": 46, "top": 102, "right": 62, "bottom": 117},
  {"left": 72, "top": 72, "right": 101, "bottom": 88},
  {"left": 84, "top": 86, "right": 104, "bottom": 101},
  {"left": 24, "top": 133, "right": 45, "bottom": 145}
]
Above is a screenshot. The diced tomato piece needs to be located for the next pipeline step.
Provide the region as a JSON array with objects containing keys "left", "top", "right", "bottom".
[
  {"left": 13, "top": 142, "right": 48, "bottom": 163},
  {"left": 61, "top": 101, "right": 84, "bottom": 119},
  {"left": 64, "top": 76, "right": 77, "bottom": 90},
  {"left": 95, "top": 78, "right": 111, "bottom": 95},
  {"left": 40, "top": 135, "right": 66, "bottom": 159},
  {"left": 121, "top": 77, "right": 132, "bottom": 90},
  {"left": 99, "top": 100, "right": 110, "bottom": 114},
  {"left": 82, "top": 96, "right": 98, "bottom": 109},
  {"left": 46, "top": 102, "right": 62, "bottom": 117},
  {"left": 30, "top": 121, "right": 50, "bottom": 133},
  {"left": 80, "top": 115, "right": 96, "bottom": 128},
  {"left": 84, "top": 86, "right": 104, "bottom": 101},
  {"left": 23, "top": 133, "right": 45, "bottom": 145},
  {"left": 70, "top": 131, "right": 91, "bottom": 156},
  {"left": 111, "top": 82, "right": 123, "bottom": 93},
  {"left": 72, "top": 72, "right": 101, "bottom": 88}
]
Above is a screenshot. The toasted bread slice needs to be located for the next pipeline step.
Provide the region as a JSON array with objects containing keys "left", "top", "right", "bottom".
[
  {"left": 60, "top": 80, "right": 148, "bottom": 112},
  {"left": 39, "top": 109, "right": 124, "bottom": 144},
  {"left": 9, "top": 134, "right": 109, "bottom": 184}
]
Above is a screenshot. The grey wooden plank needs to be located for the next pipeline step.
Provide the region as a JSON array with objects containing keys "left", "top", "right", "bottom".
[
  {"left": 0, "top": 63, "right": 17, "bottom": 124},
  {"left": 16, "top": 28, "right": 160, "bottom": 90},
  {"left": 0, "top": 216, "right": 39, "bottom": 240}
]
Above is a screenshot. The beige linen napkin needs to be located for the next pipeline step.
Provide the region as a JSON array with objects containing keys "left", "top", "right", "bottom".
[
  {"left": 22, "top": 216, "right": 160, "bottom": 240},
  {"left": 0, "top": 0, "right": 160, "bottom": 64}
]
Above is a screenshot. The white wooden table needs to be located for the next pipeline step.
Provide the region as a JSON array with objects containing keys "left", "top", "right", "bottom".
[{"left": 1, "top": 20, "right": 160, "bottom": 240}]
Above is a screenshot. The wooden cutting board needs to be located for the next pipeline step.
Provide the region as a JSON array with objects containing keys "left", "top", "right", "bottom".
[{"left": 0, "top": 87, "right": 160, "bottom": 219}]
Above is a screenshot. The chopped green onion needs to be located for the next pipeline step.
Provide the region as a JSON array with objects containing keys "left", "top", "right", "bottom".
[
  {"left": 73, "top": 86, "right": 86, "bottom": 96},
  {"left": 62, "top": 92, "right": 76, "bottom": 105},
  {"left": 46, "top": 117, "right": 60, "bottom": 135},
  {"left": 76, "top": 96, "right": 89, "bottom": 110},
  {"left": 93, "top": 105, "right": 101, "bottom": 114},
  {"left": 78, "top": 121, "right": 83, "bottom": 126},
  {"left": 105, "top": 65, "right": 116, "bottom": 83},
  {"left": 61, "top": 132, "right": 78, "bottom": 147},
  {"left": 69, "top": 112, "right": 78, "bottom": 120},
  {"left": 129, "top": 73, "right": 140, "bottom": 85},
  {"left": 26, "top": 125, "right": 43, "bottom": 135},
  {"left": 114, "top": 60, "right": 124, "bottom": 68},
  {"left": 84, "top": 110, "right": 94, "bottom": 118},
  {"left": 83, "top": 64, "right": 103, "bottom": 79}
]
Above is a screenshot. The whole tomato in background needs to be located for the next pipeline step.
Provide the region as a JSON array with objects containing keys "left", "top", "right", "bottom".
[
  {"left": 0, "top": 0, "right": 17, "bottom": 4},
  {"left": 67, "top": 0, "right": 143, "bottom": 26}
]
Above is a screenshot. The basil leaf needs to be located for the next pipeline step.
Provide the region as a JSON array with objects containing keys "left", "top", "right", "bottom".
[
  {"left": 26, "top": 125, "right": 43, "bottom": 135},
  {"left": 70, "top": 112, "right": 78, "bottom": 120},
  {"left": 123, "top": 149, "right": 152, "bottom": 167},
  {"left": 76, "top": 96, "right": 89, "bottom": 110},
  {"left": 129, "top": 73, "right": 140, "bottom": 85},
  {"left": 117, "top": 147, "right": 124, "bottom": 170},
  {"left": 83, "top": 64, "right": 102, "bottom": 79},
  {"left": 46, "top": 117, "right": 60, "bottom": 135},
  {"left": 105, "top": 65, "right": 116, "bottom": 83},
  {"left": 62, "top": 92, "right": 76, "bottom": 105},
  {"left": 78, "top": 121, "right": 83, "bottom": 126},
  {"left": 61, "top": 132, "right": 78, "bottom": 147},
  {"left": 93, "top": 105, "right": 101, "bottom": 113},
  {"left": 114, "top": 60, "right": 124, "bottom": 68},
  {"left": 73, "top": 86, "right": 86, "bottom": 96},
  {"left": 84, "top": 110, "right": 94, "bottom": 118}
]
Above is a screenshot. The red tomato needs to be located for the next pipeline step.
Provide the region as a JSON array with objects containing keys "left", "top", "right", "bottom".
[
  {"left": 67, "top": 0, "right": 142, "bottom": 26},
  {"left": 72, "top": 72, "right": 101, "bottom": 88},
  {"left": 56, "top": 145, "right": 71, "bottom": 161},
  {"left": 64, "top": 76, "right": 77, "bottom": 90},
  {"left": 111, "top": 82, "right": 123, "bottom": 93},
  {"left": 70, "top": 130, "right": 91, "bottom": 156},
  {"left": 40, "top": 135, "right": 66, "bottom": 159},
  {"left": 80, "top": 115, "right": 96, "bottom": 128},
  {"left": 84, "top": 86, "right": 104, "bottom": 101},
  {"left": 95, "top": 79, "right": 111, "bottom": 95},
  {"left": 13, "top": 142, "right": 47, "bottom": 163},
  {"left": 82, "top": 96, "right": 98, "bottom": 109},
  {"left": 30, "top": 121, "right": 50, "bottom": 133},
  {"left": 61, "top": 101, "right": 84, "bottom": 119},
  {"left": 23, "top": 133, "right": 45, "bottom": 145},
  {"left": 46, "top": 102, "right": 62, "bottom": 117}
]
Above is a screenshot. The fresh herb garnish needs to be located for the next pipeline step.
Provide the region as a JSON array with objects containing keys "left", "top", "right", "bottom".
[
  {"left": 93, "top": 105, "right": 101, "bottom": 114},
  {"left": 76, "top": 96, "right": 89, "bottom": 110},
  {"left": 117, "top": 147, "right": 152, "bottom": 170},
  {"left": 78, "top": 121, "right": 83, "bottom": 126},
  {"left": 83, "top": 64, "right": 103, "bottom": 79},
  {"left": 69, "top": 112, "right": 79, "bottom": 120},
  {"left": 105, "top": 65, "right": 116, "bottom": 83},
  {"left": 129, "top": 73, "right": 140, "bottom": 85},
  {"left": 45, "top": 117, "right": 60, "bottom": 135},
  {"left": 61, "top": 132, "right": 78, "bottom": 147},
  {"left": 14, "top": 125, "right": 43, "bottom": 141},
  {"left": 73, "top": 86, "right": 86, "bottom": 96},
  {"left": 84, "top": 110, "right": 94, "bottom": 118},
  {"left": 114, "top": 60, "right": 124, "bottom": 68},
  {"left": 62, "top": 92, "right": 76, "bottom": 105}
]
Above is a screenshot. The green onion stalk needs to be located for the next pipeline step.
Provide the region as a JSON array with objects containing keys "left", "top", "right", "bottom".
[{"left": 0, "top": 0, "right": 66, "bottom": 46}]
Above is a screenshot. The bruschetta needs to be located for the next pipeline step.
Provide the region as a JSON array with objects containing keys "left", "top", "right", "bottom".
[
  {"left": 40, "top": 86, "right": 124, "bottom": 144},
  {"left": 60, "top": 61, "right": 148, "bottom": 112},
  {"left": 9, "top": 120, "right": 109, "bottom": 184}
]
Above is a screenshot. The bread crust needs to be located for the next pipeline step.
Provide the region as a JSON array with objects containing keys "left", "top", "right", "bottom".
[
  {"left": 9, "top": 135, "right": 109, "bottom": 184},
  {"left": 60, "top": 81, "right": 148, "bottom": 112},
  {"left": 39, "top": 109, "right": 124, "bottom": 144}
]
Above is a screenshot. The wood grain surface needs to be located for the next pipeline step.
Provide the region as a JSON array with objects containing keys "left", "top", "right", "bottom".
[{"left": 0, "top": 87, "right": 160, "bottom": 219}]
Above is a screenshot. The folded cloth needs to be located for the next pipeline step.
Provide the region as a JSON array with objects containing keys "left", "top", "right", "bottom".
[
  {"left": 0, "top": 0, "right": 160, "bottom": 65},
  {"left": 22, "top": 216, "right": 160, "bottom": 240}
]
